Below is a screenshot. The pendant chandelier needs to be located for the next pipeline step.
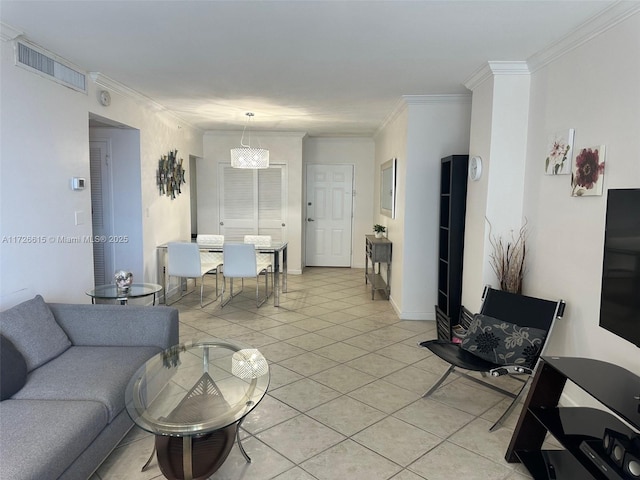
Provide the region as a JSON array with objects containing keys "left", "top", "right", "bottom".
[{"left": 230, "top": 112, "right": 269, "bottom": 169}]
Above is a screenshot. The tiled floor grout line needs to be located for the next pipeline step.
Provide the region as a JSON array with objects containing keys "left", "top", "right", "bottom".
[{"left": 95, "top": 268, "right": 532, "bottom": 480}]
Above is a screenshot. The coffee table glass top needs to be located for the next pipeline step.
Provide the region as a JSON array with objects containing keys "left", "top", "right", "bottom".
[
  {"left": 125, "top": 340, "right": 270, "bottom": 436},
  {"left": 86, "top": 283, "right": 162, "bottom": 300}
]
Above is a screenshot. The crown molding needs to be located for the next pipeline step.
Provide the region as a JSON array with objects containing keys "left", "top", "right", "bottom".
[
  {"left": 464, "top": 61, "right": 530, "bottom": 91},
  {"left": 374, "top": 97, "right": 409, "bottom": 138},
  {"left": 403, "top": 94, "right": 472, "bottom": 105},
  {"left": 0, "top": 22, "right": 23, "bottom": 42},
  {"left": 375, "top": 94, "right": 472, "bottom": 138},
  {"left": 89, "top": 72, "right": 202, "bottom": 132},
  {"left": 204, "top": 130, "right": 306, "bottom": 139},
  {"left": 527, "top": 2, "right": 640, "bottom": 72}
]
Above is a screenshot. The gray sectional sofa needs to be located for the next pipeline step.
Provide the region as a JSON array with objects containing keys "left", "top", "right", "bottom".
[{"left": 0, "top": 295, "right": 179, "bottom": 480}]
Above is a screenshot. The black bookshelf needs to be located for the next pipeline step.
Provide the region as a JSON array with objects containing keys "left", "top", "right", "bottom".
[{"left": 435, "top": 155, "right": 468, "bottom": 340}]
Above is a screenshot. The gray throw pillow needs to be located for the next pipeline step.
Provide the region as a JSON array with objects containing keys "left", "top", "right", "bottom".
[
  {"left": 0, "top": 295, "right": 71, "bottom": 372},
  {"left": 0, "top": 334, "right": 28, "bottom": 400},
  {"left": 460, "top": 314, "right": 546, "bottom": 367}
]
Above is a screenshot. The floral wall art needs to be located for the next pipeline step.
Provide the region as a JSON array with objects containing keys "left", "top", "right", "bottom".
[
  {"left": 571, "top": 145, "right": 606, "bottom": 197},
  {"left": 544, "top": 129, "right": 574, "bottom": 175}
]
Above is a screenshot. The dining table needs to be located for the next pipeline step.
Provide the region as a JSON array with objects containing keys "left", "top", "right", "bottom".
[{"left": 157, "top": 241, "right": 288, "bottom": 306}]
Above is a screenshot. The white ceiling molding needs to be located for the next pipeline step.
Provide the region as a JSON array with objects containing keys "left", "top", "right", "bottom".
[
  {"left": 374, "top": 94, "right": 471, "bottom": 138},
  {"left": 89, "top": 72, "right": 201, "bottom": 132},
  {"left": 527, "top": 2, "right": 640, "bottom": 72},
  {"left": 204, "top": 130, "right": 306, "bottom": 138},
  {"left": 89, "top": 72, "right": 165, "bottom": 111},
  {"left": 403, "top": 94, "right": 472, "bottom": 105},
  {"left": 464, "top": 62, "right": 530, "bottom": 91},
  {"left": 0, "top": 22, "right": 23, "bottom": 42},
  {"left": 374, "top": 97, "right": 409, "bottom": 139}
]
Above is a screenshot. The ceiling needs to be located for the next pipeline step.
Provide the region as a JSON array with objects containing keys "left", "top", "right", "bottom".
[{"left": 0, "top": 1, "right": 624, "bottom": 136}]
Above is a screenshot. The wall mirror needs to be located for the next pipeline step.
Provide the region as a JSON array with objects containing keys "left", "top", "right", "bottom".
[{"left": 380, "top": 158, "right": 397, "bottom": 219}]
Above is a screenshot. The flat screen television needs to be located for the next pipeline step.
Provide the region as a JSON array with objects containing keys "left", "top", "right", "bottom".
[{"left": 599, "top": 188, "right": 640, "bottom": 347}]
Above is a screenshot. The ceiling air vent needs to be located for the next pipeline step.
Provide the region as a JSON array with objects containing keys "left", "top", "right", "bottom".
[{"left": 15, "top": 40, "right": 86, "bottom": 93}]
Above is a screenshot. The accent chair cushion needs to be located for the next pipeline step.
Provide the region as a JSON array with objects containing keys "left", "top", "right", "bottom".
[
  {"left": 0, "top": 334, "right": 27, "bottom": 400},
  {"left": 0, "top": 295, "right": 71, "bottom": 372},
  {"left": 460, "top": 314, "right": 546, "bottom": 368}
]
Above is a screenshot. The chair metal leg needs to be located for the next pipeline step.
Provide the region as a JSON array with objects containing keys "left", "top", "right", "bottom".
[
  {"left": 199, "top": 277, "right": 214, "bottom": 308},
  {"left": 255, "top": 271, "right": 268, "bottom": 308},
  {"left": 422, "top": 364, "right": 456, "bottom": 398},
  {"left": 489, "top": 377, "right": 531, "bottom": 432},
  {"left": 221, "top": 277, "right": 244, "bottom": 307},
  {"left": 166, "top": 276, "right": 188, "bottom": 306}
]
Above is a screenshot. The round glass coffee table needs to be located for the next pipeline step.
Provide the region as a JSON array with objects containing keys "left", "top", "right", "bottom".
[
  {"left": 125, "top": 340, "right": 270, "bottom": 480},
  {"left": 86, "top": 283, "right": 162, "bottom": 305}
]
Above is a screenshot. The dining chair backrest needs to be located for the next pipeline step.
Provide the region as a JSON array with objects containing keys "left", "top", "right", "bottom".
[
  {"left": 167, "top": 242, "right": 201, "bottom": 278},
  {"left": 197, "top": 234, "right": 224, "bottom": 246},
  {"left": 244, "top": 235, "right": 271, "bottom": 246},
  {"left": 223, "top": 243, "right": 258, "bottom": 278}
]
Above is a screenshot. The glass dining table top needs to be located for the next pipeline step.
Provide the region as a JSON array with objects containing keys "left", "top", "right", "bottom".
[
  {"left": 125, "top": 340, "right": 270, "bottom": 436},
  {"left": 86, "top": 283, "right": 163, "bottom": 300}
]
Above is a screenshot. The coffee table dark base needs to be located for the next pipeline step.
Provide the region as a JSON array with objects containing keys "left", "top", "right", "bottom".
[{"left": 155, "top": 423, "right": 237, "bottom": 480}]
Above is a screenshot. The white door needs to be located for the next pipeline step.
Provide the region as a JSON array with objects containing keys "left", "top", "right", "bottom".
[
  {"left": 89, "top": 140, "right": 115, "bottom": 285},
  {"left": 218, "top": 164, "right": 287, "bottom": 241},
  {"left": 305, "top": 164, "right": 353, "bottom": 267}
]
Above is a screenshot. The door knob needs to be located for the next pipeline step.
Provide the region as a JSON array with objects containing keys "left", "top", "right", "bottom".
[{"left": 307, "top": 218, "right": 315, "bottom": 222}]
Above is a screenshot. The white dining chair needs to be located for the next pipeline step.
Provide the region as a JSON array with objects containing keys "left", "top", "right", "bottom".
[
  {"left": 167, "top": 242, "right": 219, "bottom": 307},
  {"left": 196, "top": 234, "right": 224, "bottom": 276},
  {"left": 221, "top": 243, "right": 272, "bottom": 308},
  {"left": 243, "top": 235, "right": 273, "bottom": 277}
]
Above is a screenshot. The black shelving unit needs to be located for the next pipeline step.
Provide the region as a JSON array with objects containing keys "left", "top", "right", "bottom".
[
  {"left": 436, "top": 155, "right": 468, "bottom": 341},
  {"left": 506, "top": 356, "right": 640, "bottom": 479}
]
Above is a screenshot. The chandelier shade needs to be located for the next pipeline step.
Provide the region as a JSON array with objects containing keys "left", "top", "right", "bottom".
[
  {"left": 230, "top": 147, "right": 269, "bottom": 169},
  {"left": 231, "top": 112, "right": 269, "bottom": 169}
]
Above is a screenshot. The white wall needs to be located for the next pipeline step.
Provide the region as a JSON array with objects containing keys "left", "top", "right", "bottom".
[
  {"left": 302, "top": 137, "right": 375, "bottom": 268},
  {"left": 463, "top": 13, "right": 640, "bottom": 377},
  {"left": 0, "top": 38, "right": 203, "bottom": 305},
  {"left": 403, "top": 98, "right": 471, "bottom": 319},
  {"left": 375, "top": 105, "right": 409, "bottom": 312},
  {"left": 523, "top": 12, "right": 640, "bottom": 375},
  {"left": 375, "top": 97, "right": 471, "bottom": 319},
  {"left": 462, "top": 68, "right": 531, "bottom": 311},
  {"left": 200, "top": 131, "right": 305, "bottom": 274}
]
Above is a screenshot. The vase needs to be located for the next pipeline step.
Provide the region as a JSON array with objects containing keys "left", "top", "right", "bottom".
[
  {"left": 114, "top": 270, "right": 133, "bottom": 293},
  {"left": 375, "top": 232, "right": 383, "bottom": 239}
]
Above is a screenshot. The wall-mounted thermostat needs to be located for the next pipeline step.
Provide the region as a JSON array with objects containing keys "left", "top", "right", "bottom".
[{"left": 72, "top": 177, "right": 86, "bottom": 190}]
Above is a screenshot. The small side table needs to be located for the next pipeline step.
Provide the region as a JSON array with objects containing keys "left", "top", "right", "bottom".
[
  {"left": 365, "top": 235, "right": 392, "bottom": 300},
  {"left": 86, "top": 283, "right": 162, "bottom": 305}
]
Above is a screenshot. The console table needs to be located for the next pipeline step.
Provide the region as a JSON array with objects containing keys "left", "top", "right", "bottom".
[
  {"left": 506, "top": 356, "right": 640, "bottom": 479},
  {"left": 365, "top": 235, "right": 391, "bottom": 300}
]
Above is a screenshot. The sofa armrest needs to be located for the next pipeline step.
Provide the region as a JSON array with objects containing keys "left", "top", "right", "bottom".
[{"left": 48, "top": 303, "right": 179, "bottom": 350}]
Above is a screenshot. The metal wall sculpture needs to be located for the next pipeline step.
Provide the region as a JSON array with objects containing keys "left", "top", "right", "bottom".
[{"left": 157, "top": 149, "right": 186, "bottom": 199}]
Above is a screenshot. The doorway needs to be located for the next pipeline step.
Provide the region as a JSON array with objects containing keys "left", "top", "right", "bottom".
[
  {"left": 305, "top": 164, "right": 354, "bottom": 267},
  {"left": 89, "top": 140, "right": 114, "bottom": 286},
  {"left": 89, "top": 116, "right": 143, "bottom": 286}
]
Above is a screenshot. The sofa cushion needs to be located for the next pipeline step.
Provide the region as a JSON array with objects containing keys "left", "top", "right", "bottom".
[
  {"left": 13, "top": 345, "right": 161, "bottom": 422},
  {"left": 0, "top": 295, "right": 71, "bottom": 372},
  {"left": 0, "top": 399, "right": 108, "bottom": 480},
  {"left": 0, "top": 334, "right": 27, "bottom": 400}
]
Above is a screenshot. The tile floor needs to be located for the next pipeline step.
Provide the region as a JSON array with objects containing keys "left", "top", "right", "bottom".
[{"left": 94, "top": 267, "right": 539, "bottom": 480}]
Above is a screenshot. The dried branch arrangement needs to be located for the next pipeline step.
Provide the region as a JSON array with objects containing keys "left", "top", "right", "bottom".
[{"left": 488, "top": 220, "right": 527, "bottom": 294}]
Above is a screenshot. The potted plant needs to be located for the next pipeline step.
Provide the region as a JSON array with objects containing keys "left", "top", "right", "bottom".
[{"left": 373, "top": 224, "right": 386, "bottom": 239}]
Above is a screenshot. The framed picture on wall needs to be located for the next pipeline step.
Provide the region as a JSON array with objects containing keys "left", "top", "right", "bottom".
[
  {"left": 544, "top": 128, "right": 574, "bottom": 175},
  {"left": 571, "top": 145, "right": 606, "bottom": 197}
]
